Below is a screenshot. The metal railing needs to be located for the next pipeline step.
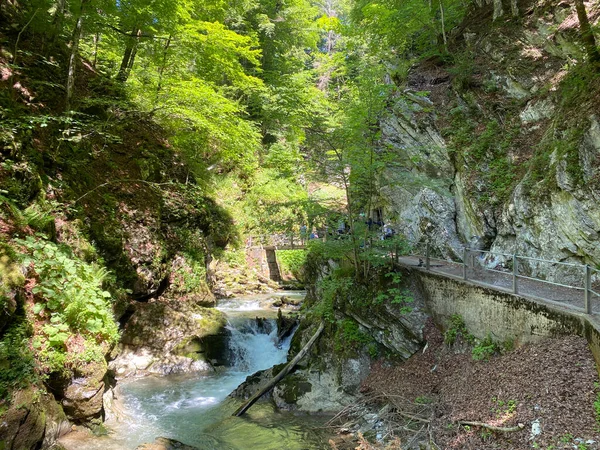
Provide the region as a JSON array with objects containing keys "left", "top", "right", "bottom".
[{"left": 411, "top": 243, "right": 599, "bottom": 315}]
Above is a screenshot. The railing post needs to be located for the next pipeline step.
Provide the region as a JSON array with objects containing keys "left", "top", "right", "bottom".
[
  {"left": 463, "top": 247, "right": 468, "bottom": 280},
  {"left": 512, "top": 254, "right": 518, "bottom": 294},
  {"left": 290, "top": 233, "right": 294, "bottom": 249},
  {"left": 425, "top": 242, "right": 430, "bottom": 270},
  {"left": 584, "top": 264, "right": 591, "bottom": 314}
]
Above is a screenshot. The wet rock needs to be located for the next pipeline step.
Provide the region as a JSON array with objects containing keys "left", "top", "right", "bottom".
[
  {"left": 136, "top": 437, "right": 199, "bottom": 449},
  {"left": 109, "top": 302, "right": 225, "bottom": 379}
]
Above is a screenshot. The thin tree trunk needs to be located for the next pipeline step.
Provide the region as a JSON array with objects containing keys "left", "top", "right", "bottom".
[
  {"left": 155, "top": 34, "right": 172, "bottom": 104},
  {"left": 51, "top": 0, "right": 67, "bottom": 42},
  {"left": 92, "top": 32, "right": 99, "bottom": 68},
  {"left": 510, "top": 0, "right": 518, "bottom": 16},
  {"left": 233, "top": 322, "right": 325, "bottom": 417},
  {"left": 493, "top": 0, "right": 504, "bottom": 20},
  {"left": 126, "top": 29, "right": 141, "bottom": 72},
  {"left": 439, "top": 0, "right": 447, "bottom": 52},
  {"left": 574, "top": 0, "right": 600, "bottom": 65},
  {"left": 66, "top": 0, "right": 88, "bottom": 111}
]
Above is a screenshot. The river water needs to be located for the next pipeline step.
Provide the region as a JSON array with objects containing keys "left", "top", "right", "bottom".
[{"left": 59, "top": 292, "right": 329, "bottom": 450}]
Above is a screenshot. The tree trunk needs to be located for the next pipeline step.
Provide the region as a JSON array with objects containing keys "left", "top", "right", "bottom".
[
  {"left": 574, "top": 0, "right": 600, "bottom": 65},
  {"left": 493, "top": 0, "right": 504, "bottom": 20},
  {"left": 51, "top": 0, "right": 67, "bottom": 42},
  {"left": 117, "top": 27, "right": 140, "bottom": 81},
  {"left": 92, "top": 32, "right": 99, "bottom": 68},
  {"left": 510, "top": 0, "right": 518, "bottom": 16},
  {"left": 65, "top": 0, "right": 88, "bottom": 111},
  {"left": 155, "top": 34, "right": 172, "bottom": 103}
]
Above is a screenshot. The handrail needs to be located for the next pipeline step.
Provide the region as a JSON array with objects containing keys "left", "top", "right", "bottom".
[{"left": 416, "top": 243, "right": 597, "bottom": 315}]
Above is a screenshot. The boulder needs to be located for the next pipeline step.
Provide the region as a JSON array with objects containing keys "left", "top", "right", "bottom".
[
  {"left": 61, "top": 359, "right": 107, "bottom": 421},
  {"left": 109, "top": 301, "right": 226, "bottom": 379}
]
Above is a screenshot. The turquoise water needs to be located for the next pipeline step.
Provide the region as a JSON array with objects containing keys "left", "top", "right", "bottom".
[{"left": 60, "top": 293, "right": 329, "bottom": 449}]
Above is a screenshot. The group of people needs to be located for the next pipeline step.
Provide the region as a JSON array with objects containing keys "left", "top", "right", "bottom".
[{"left": 299, "top": 218, "right": 396, "bottom": 243}]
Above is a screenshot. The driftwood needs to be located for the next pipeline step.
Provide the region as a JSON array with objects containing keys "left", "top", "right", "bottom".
[
  {"left": 458, "top": 421, "right": 525, "bottom": 433},
  {"left": 233, "top": 321, "right": 325, "bottom": 417}
]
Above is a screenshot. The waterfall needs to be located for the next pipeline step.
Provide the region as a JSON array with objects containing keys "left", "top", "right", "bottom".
[{"left": 226, "top": 318, "right": 291, "bottom": 373}]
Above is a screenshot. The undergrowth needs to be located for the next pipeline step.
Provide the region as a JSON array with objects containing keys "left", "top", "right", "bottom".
[{"left": 16, "top": 235, "right": 119, "bottom": 374}]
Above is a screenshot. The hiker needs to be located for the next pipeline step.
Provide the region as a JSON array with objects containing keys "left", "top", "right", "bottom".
[{"left": 383, "top": 224, "right": 395, "bottom": 240}]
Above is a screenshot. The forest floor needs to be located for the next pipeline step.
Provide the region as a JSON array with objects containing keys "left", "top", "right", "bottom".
[{"left": 331, "top": 321, "right": 600, "bottom": 450}]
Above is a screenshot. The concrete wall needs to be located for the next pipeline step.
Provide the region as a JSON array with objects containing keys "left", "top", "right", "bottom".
[{"left": 407, "top": 268, "right": 600, "bottom": 374}]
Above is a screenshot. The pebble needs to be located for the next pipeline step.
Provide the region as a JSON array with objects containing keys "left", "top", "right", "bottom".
[{"left": 529, "top": 419, "right": 542, "bottom": 440}]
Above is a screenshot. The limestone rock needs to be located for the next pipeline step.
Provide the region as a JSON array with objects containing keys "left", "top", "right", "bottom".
[{"left": 62, "top": 359, "right": 108, "bottom": 421}]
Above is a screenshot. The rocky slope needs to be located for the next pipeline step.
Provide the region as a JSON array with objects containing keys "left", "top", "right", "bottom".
[{"left": 379, "top": 0, "right": 600, "bottom": 283}]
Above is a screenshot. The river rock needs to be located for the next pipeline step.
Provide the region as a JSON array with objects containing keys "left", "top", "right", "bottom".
[
  {"left": 136, "top": 437, "right": 199, "bottom": 450},
  {"left": 61, "top": 359, "right": 108, "bottom": 421},
  {"left": 109, "top": 300, "right": 226, "bottom": 379}
]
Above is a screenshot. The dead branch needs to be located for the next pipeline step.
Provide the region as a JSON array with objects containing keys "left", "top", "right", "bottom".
[
  {"left": 458, "top": 421, "right": 525, "bottom": 433},
  {"left": 233, "top": 321, "right": 325, "bottom": 416}
]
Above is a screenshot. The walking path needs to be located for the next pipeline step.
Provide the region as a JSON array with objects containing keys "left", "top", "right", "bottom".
[{"left": 396, "top": 255, "right": 600, "bottom": 315}]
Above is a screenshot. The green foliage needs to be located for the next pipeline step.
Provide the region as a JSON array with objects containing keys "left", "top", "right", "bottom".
[
  {"left": 351, "top": 0, "right": 468, "bottom": 59},
  {"left": 16, "top": 236, "right": 119, "bottom": 372},
  {"left": 375, "top": 271, "right": 414, "bottom": 313},
  {"left": 445, "top": 110, "right": 518, "bottom": 206},
  {"left": 490, "top": 397, "right": 516, "bottom": 416},
  {"left": 415, "top": 395, "right": 433, "bottom": 405},
  {"left": 472, "top": 334, "right": 499, "bottom": 361},
  {"left": 443, "top": 314, "right": 474, "bottom": 345},
  {"left": 276, "top": 250, "right": 307, "bottom": 280},
  {"left": 171, "top": 254, "right": 207, "bottom": 295},
  {"left": 312, "top": 272, "right": 355, "bottom": 323},
  {"left": 334, "top": 319, "right": 376, "bottom": 357},
  {"left": 0, "top": 321, "right": 38, "bottom": 406},
  {"left": 0, "top": 246, "right": 25, "bottom": 312}
]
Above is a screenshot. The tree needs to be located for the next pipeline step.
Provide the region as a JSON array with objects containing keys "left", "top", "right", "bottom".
[{"left": 574, "top": 0, "right": 600, "bottom": 66}]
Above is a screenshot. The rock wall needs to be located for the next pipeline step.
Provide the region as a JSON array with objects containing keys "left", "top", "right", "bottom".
[{"left": 379, "top": 0, "right": 600, "bottom": 283}]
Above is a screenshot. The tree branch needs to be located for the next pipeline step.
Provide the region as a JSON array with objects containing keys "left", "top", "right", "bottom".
[{"left": 96, "top": 22, "right": 172, "bottom": 40}]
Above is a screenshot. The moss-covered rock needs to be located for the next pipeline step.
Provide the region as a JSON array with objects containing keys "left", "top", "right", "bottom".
[
  {"left": 0, "top": 388, "right": 69, "bottom": 450},
  {"left": 61, "top": 359, "right": 107, "bottom": 422}
]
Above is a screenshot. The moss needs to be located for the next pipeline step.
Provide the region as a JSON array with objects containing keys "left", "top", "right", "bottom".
[
  {"left": 194, "top": 307, "right": 227, "bottom": 337},
  {"left": 277, "top": 374, "right": 312, "bottom": 405}
]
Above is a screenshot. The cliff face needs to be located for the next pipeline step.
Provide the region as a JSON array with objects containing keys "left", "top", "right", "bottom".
[{"left": 381, "top": 0, "right": 600, "bottom": 282}]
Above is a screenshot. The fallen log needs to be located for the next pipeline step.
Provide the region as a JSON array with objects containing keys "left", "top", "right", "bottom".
[
  {"left": 233, "top": 321, "right": 325, "bottom": 417},
  {"left": 458, "top": 421, "right": 525, "bottom": 433}
]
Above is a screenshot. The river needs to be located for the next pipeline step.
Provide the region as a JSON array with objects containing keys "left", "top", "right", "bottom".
[{"left": 59, "top": 292, "right": 330, "bottom": 450}]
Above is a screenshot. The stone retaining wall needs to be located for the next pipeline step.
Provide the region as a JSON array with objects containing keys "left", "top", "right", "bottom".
[{"left": 407, "top": 268, "right": 600, "bottom": 375}]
